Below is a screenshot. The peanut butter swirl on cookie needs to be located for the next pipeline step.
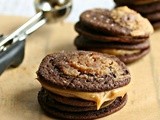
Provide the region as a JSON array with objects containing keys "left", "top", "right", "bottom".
[
  {"left": 61, "top": 51, "right": 128, "bottom": 80},
  {"left": 111, "top": 6, "right": 154, "bottom": 37}
]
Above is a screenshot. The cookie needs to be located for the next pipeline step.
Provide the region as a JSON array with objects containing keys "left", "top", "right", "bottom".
[
  {"left": 74, "top": 36, "right": 150, "bottom": 50},
  {"left": 117, "top": 48, "right": 150, "bottom": 63},
  {"left": 37, "top": 51, "right": 131, "bottom": 119},
  {"left": 80, "top": 7, "right": 153, "bottom": 37},
  {"left": 114, "top": 0, "right": 160, "bottom": 5},
  {"left": 114, "top": 1, "right": 160, "bottom": 30},
  {"left": 152, "top": 21, "right": 160, "bottom": 29},
  {"left": 144, "top": 12, "right": 160, "bottom": 22},
  {"left": 75, "top": 22, "right": 148, "bottom": 43},
  {"left": 74, "top": 36, "right": 150, "bottom": 63},
  {"left": 38, "top": 88, "right": 127, "bottom": 120},
  {"left": 127, "top": 1, "right": 160, "bottom": 14},
  {"left": 37, "top": 51, "right": 130, "bottom": 92},
  {"left": 74, "top": 7, "right": 153, "bottom": 63}
]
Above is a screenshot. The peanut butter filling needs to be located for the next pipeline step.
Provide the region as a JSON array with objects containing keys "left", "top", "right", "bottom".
[
  {"left": 39, "top": 80, "right": 128, "bottom": 110},
  {"left": 111, "top": 6, "right": 154, "bottom": 37}
]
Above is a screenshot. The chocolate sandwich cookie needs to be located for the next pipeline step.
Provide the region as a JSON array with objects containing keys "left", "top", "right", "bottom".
[
  {"left": 75, "top": 36, "right": 150, "bottom": 63},
  {"left": 74, "top": 7, "right": 153, "bottom": 63},
  {"left": 152, "top": 21, "right": 160, "bottom": 29},
  {"left": 38, "top": 88, "right": 127, "bottom": 120},
  {"left": 114, "top": 0, "right": 160, "bottom": 29},
  {"left": 37, "top": 51, "right": 131, "bottom": 119},
  {"left": 144, "top": 12, "right": 160, "bottom": 22},
  {"left": 114, "top": 0, "right": 160, "bottom": 5},
  {"left": 144, "top": 11, "right": 160, "bottom": 30},
  {"left": 127, "top": 1, "right": 160, "bottom": 14}
]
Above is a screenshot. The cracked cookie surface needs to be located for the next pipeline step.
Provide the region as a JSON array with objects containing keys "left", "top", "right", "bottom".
[{"left": 37, "top": 51, "right": 130, "bottom": 92}]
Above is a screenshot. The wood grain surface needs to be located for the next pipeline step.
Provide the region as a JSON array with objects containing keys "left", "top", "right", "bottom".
[{"left": 0, "top": 16, "right": 160, "bottom": 120}]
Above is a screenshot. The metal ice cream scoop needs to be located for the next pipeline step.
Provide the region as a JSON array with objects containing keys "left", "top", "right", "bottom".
[{"left": 0, "top": 0, "right": 72, "bottom": 75}]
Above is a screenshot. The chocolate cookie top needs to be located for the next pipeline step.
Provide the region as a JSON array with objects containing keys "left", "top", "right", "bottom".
[
  {"left": 80, "top": 6, "right": 153, "bottom": 37},
  {"left": 37, "top": 51, "right": 130, "bottom": 92}
]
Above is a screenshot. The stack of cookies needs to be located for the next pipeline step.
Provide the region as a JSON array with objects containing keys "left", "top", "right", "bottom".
[
  {"left": 74, "top": 6, "right": 154, "bottom": 64},
  {"left": 37, "top": 51, "right": 131, "bottom": 119},
  {"left": 114, "top": 0, "right": 160, "bottom": 29}
]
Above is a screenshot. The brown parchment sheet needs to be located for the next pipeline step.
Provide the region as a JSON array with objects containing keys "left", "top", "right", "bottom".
[{"left": 0, "top": 16, "right": 160, "bottom": 120}]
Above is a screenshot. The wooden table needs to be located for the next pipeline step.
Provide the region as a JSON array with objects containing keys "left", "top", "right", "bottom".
[{"left": 0, "top": 16, "right": 160, "bottom": 120}]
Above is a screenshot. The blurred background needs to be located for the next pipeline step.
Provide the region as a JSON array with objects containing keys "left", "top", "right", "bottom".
[{"left": 0, "top": 0, "right": 115, "bottom": 22}]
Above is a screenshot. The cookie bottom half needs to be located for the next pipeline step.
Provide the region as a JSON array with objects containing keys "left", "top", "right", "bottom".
[{"left": 38, "top": 88, "right": 127, "bottom": 120}]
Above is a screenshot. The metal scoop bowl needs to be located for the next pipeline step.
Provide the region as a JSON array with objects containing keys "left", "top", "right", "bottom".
[
  {"left": 35, "top": 0, "right": 72, "bottom": 23},
  {"left": 0, "top": 0, "right": 72, "bottom": 75}
]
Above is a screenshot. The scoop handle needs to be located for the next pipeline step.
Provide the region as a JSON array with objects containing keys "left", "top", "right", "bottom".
[{"left": 0, "top": 40, "right": 25, "bottom": 75}]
